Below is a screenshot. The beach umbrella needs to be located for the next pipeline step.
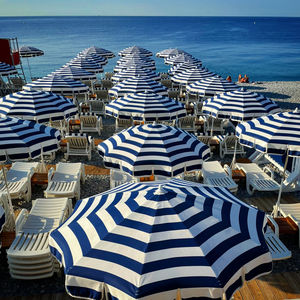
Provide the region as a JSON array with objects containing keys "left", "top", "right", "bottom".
[
  {"left": 169, "top": 61, "right": 203, "bottom": 76},
  {"left": 66, "top": 57, "right": 103, "bottom": 74},
  {"left": 53, "top": 66, "right": 97, "bottom": 81},
  {"left": 0, "top": 204, "right": 5, "bottom": 233},
  {"left": 165, "top": 53, "right": 201, "bottom": 66},
  {"left": 0, "top": 62, "right": 18, "bottom": 77},
  {"left": 109, "top": 76, "right": 168, "bottom": 98},
  {"left": 116, "top": 54, "right": 155, "bottom": 66},
  {"left": 77, "top": 53, "right": 108, "bottom": 66},
  {"left": 81, "top": 46, "right": 115, "bottom": 58},
  {"left": 105, "top": 91, "right": 186, "bottom": 122},
  {"left": 118, "top": 45, "right": 153, "bottom": 57},
  {"left": 172, "top": 68, "right": 217, "bottom": 86},
  {"left": 114, "top": 59, "right": 156, "bottom": 72},
  {"left": 0, "top": 89, "right": 77, "bottom": 123},
  {"left": 98, "top": 123, "right": 210, "bottom": 177},
  {"left": 156, "top": 48, "right": 189, "bottom": 58},
  {"left": 111, "top": 66, "right": 161, "bottom": 83},
  {"left": 49, "top": 179, "right": 272, "bottom": 300},
  {"left": 23, "top": 74, "right": 89, "bottom": 96},
  {"left": 19, "top": 46, "right": 44, "bottom": 80},
  {"left": 187, "top": 76, "right": 240, "bottom": 96},
  {"left": 236, "top": 109, "right": 300, "bottom": 216}
]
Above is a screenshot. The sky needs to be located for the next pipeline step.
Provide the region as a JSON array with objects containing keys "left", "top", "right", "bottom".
[{"left": 1, "top": 0, "right": 300, "bottom": 17}]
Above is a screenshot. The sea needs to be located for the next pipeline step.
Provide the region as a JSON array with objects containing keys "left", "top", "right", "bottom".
[{"left": 0, "top": 16, "right": 300, "bottom": 82}]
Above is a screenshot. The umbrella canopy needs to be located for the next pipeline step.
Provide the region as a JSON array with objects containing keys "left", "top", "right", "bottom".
[
  {"left": 19, "top": 46, "right": 44, "bottom": 57},
  {"left": 116, "top": 54, "right": 155, "bottom": 66},
  {"left": 165, "top": 53, "right": 201, "bottom": 66},
  {"left": 109, "top": 76, "right": 168, "bottom": 98},
  {"left": 0, "top": 204, "right": 5, "bottom": 233},
  {"left": 111, "top": 67, "right": 161, "bottom": 83},
  {"left": 172, "top": 68, "right": 216, "bottom": 85},
  {"left": 118, "top": 46, "right": 153, "bottom": 57},
  {"left": 81, "top": 46, "right": 115, "bottom": 58},
  {"left": 203, "top": 88, "right": 281, "bottom": 122},
  {"left": 187, "top": 76, "right": 240, "bottom": 96},
  {"left": 49, "top": 179, "right": 272, "bottom": 300},
  {"left": 66, "top": 57, "right": 103, "bottom": 74},
  {"left": 0, "top": 62, "right": 18, "bottom": 76},
  {"left": 0, "top": 116, "right": 61, "bottom": 162},
  {"left": 98, "top": 123, "right": 210, "bottom": 177},
  {"left": 169, "top": 61, "right": 203, "bottom": 76},
  {"left": 105, "top": 91, "right": 186, "bottom": 121},
  {"left": 77, "top": 53, "right": 108, "bottom": 65},
  {"left": 23, "top": 74, "right": 89, "bottom": 96},
  {"left": 53, "top": 66, "right": 97, "bottom": 81},
  {"left": 0, "top": 89, "right": 77, "bottom": 122},
  {"left": 114, "top": 59, "right": 156, "bottom": 72},
  {"left": 156, "top": 48, "right": 189, "bottom": 58}
]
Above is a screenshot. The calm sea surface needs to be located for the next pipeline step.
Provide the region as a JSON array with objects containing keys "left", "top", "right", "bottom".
[{"left": 0, "top": 16, "right": 300, "bottom": 81}]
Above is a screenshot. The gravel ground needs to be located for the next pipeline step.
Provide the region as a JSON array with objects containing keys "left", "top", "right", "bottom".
[{"left": 1, "top": 82, "right": 300, "bottom": 297}]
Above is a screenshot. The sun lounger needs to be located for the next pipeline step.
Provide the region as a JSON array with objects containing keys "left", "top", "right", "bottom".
[
  {"left": 236, "top": 162, "right": 280, "bottom": 195},
  {"left": 7, "top": 197, "right": 72, "bottom": 279},
  {"left": 65, "top": 133, "right": 93, "bottom": 160},
  {"left": 204, "top": 116, "right": 226, "bottom": 135},
  {"left": 0, "top": 162, "right": 40, "bottom": 202},
  {"left": 44, "top": 162, "right": 85, "bottom": 200},
  {"left": 216, "top": 134, "right": 246, "bottom": 159},
  {"left": 201, "top": 161, "right": 238, "bottom": 193}
]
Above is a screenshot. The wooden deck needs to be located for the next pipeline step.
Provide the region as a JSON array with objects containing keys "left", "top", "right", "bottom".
[{"left": 2, "top": 271, "right": 300, "bottom": 299}]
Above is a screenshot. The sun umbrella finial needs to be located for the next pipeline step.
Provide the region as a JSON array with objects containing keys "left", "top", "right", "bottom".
[{"left": 154, "top": 184, "right": 167, "bottom": 195}]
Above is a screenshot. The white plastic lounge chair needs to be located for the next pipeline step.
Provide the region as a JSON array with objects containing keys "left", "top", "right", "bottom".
[
  {"left": 204, "top": 116, "right": 226, "bottom": 135},
  {"left": 7, "top": 197, "right": 72, "bottom": 279},
  {"left": 0, "top": 162, "right": 40, "bottom": 202},
  {"left": 116, "top": 118, "right": 133, "bottom": 132},
  {"left": 178, "top": 115, "right": 196, "bottom": 133},
  {"left": 44, "top": 162, "right": 85, "bottom": 200},
  {"left": 65, "top": 133, "right": 93, "bottom": 161},
  {"left": 217, "top": 134, "right": 246, "bottom": 159},
  {"left": 110, "top": 169, "right": 135, "bottom": 188},
  {"left": 201, "top": 161, "right": 238, "bottom": 193},
  {"left": 88, "top": 100, "right": 105, "bottom": 116},
  {"left": 236, "top": 162, "right": 280, "bottom": 195},
  {"left": 79, "top": 112, "right": 102, "bottom": 135}
]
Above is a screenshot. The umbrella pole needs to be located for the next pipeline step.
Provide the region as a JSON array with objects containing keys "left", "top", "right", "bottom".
[
  {"left": 26, "top": 57, "right": 33, "bottom": 80},
  {"left": 210, "top": 117, "right": 215, "bottom": 136},
  {"left": 273, "top": 149, "right": 289, "bottom": 217},
  {"left": 1, "top": 165, "right": 13, "bottom": 216},
  {"left": 40, "top": 145, "right": 46, "bottom": 173}
]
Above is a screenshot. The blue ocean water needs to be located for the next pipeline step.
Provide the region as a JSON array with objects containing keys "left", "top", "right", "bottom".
[{"left": 0, "top": 16, "right": 300, "bottom": 81}]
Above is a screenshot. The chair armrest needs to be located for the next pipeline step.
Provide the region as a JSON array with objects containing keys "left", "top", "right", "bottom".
[
  {"left": 266, "top": 215, "right": 279, "bottom": 236},
  {"left": 263, "top": 166, "right": 274, "bottom": 179},
  {"left": 15, "top": 208, "right": 28, "bottom": 233},
  {"left": 48, "top": 167, "right": 55, "bottom": 182},
  {"left": 223, "top": 164, "right": 232, "bottom": 177}
]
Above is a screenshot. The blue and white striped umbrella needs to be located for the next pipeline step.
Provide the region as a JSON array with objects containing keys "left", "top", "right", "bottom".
[
  {"left": 118, "top": 46, "right": 153, "bottom": 57},
  {"left": 23, "top": 74, "right": 89, "bottom": 95},
  {"left": 81, "top": 46, "right": 115, "bottom": 58},
  {"left": 0, "top": 205, "right": 5, "bottom": 233},
  {"left": 19, "top": 46, "right": 44, "bottom": 57},
  {"left": 203, "top": 88, "right": 281, "bottom": 122},
  {"left": 109, "top": 76, "right": 168, "bottom": 98},
  {"left": 66, "top": 57, "right": 104, "bottom": 74},
  {"left": 106, "top": 91, "right": 186, "bottom": 121},
  {"left": 77, "top": 53, "right": 108, "bottom": 65},
  {"left": 98, "top": 123, "right": 210, "bottom": 177},
  {"left": 172, "top": 68, "right": 216, "bottom": 85},
  {"left": 117, "top": 54, "right": 155, "bottom": 64},
  {"left": 49, "top": 179, "right": 272, "bottom": 300},
  {"left": 165, "top": 53, "right": 201, "bottom": 66},
  {"left": 114, "top": 59, "right": 156, "bottom": 72},
  {"left": 0, "top": 117, "right": 61, "bottom": 162},
  {"left": 0, "top": 90, "right": 77, "bottom": 122},
  {"left": 169, "top": 61, "right": 202, "bottom": 76},
  {"left": 156, "top": 48, "right": 189, "bottom": 58},
  {"left": 53, "top": 66, "right": 97, "bottom": 80},
  {"left": 111, "top": 67, "right": 160, "bottom": 83},
  {"left": 187, "top": 76, "right": 240, "bottom": 96},
  {"left": 0, "top": 62, "right": 18, "bottom": 76}
]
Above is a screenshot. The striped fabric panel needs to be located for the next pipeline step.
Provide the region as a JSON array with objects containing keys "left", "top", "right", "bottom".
[
  {"left": 98, "top": 123, "right": 210, "bottom": 177},
  {"left": 23, "top": 75, "right": 89, "bottom": 95},
  {"left": 169, "top": 62, "right": 203, "bottom": 76},
  {"left": 114, "top": 60, "right": 156, "bottom": 72},
  {"left": 172, "top": 68, "right": 216, "bottom": 85},
  {"left": 236, "top": 110, "right": 300, "bottom": 156},
  {"left": 116, "top": 55, "right": 155, "bottom": 66},
  {"left": 0, "top": 62, "right": 18, "bottom": 76},
  {"left": 0, "top": 90, "right": 77, "bottom": 122},
  {"left": 0, "top": 205, "right": 5, "bottom": 233},
  {"left": 77, "top": 53, "right": 108, "bottom": 65},
  {"left": 80, "top": 47, "right": 115, "bottom": 59},
  {"left": 0, "top": 117, "right": 60, "bottom": 162},
  {"left": 164, "top": 53, "right": 202, "bottom": 66},
  {"left": 111, "top": 67, "right": 160, "bottom": 82},
  {"left": 202, "top": 88, "right": 281, "bottom": 122},
  {"left": 118, "top": 46, "right": 153, "bottom": 57},
  {"left": 49, "top": 179, "right": 272, "bottom": 300},
  {"left": 66, "top": 57, "right": 104, "bottom": 74},
  {"left": 105, "top": 91, "right": 186, "bottom": 121},
  {"left": 53, "top": 66, "right": 97, "bottom": 80},
  {"left": 109, "top": 76, "right": 168, "bottom": 98},
  {"left": 19, "top": 46, "right": 44, "bottom": 57},
  {"left": 156, "top": 48, "right": 190, "bottom": 58}
]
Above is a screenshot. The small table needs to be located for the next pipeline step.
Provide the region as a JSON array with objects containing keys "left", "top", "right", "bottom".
[
  {"left": 31, "top": 172, "right": 48, "bottom": 185},
  {"left": 68, "top": 119, "right": 80, "bottom": 132},
  {"left": 231, "top": 169, "right": 246, "bottom": 183},
  {"left": 208, "top": 138, "right": 220, "bottom": 154}
]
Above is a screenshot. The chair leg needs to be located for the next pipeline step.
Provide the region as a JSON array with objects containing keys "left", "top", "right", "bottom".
[{"left": 246, "top": 182, "right": 255, "bottom": 196}]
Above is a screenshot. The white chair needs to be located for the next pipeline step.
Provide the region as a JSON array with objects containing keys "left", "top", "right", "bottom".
[
  {"left": 110, "top": 169, "right": 135, "bottom": 188},
  {"left": 79, "top": 113, "right": 102, "bottom": 135},
  {"left": 0, "top": 162, "right": 40, "bottom": 202},
  {"left": 201, "top": 161, "right": 238, "bottom": 193},
  {"left": 7, "top": 197, "right": 72, "bottom": 279},
  {"left": 204, "top": 116, "right": 226, "bottom": 135},
  {"left": 65, "top": 133, "right": 93, "bottom": 161},
  {"left": 116, "top": 118, "right": 133, "bottom": 132},
  {"left": 217, "top": 134, "right": 246, "bottom": 158},
  {"left": 89, "top": 100, "right": 105, "bottom": 116},
  {"left": 179, "top": 115, "right": 196, "bottom": 133},
  {"left": 95, "top": 89, "right": 109, "bottom": 103},
  {"left": 44, "top": 162, "right": 85, "bottom": 200},
  {"left": 236, "top": 162, "right": 281, "bottom": 195}
]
